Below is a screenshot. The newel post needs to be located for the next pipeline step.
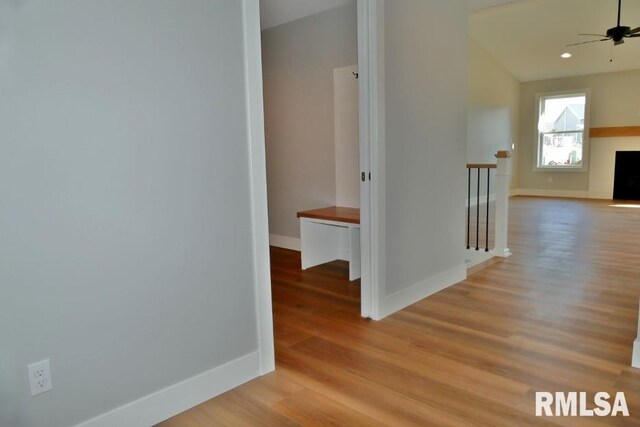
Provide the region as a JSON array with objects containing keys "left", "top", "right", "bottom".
[{"left": 494, "top": 150, "right": 512, "bottom": 257}]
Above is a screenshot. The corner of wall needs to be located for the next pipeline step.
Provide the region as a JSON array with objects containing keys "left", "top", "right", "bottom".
[
  {"left": 269, "top": 234, "right": 301, "bottom": 251},
  {"left": 377, "top": 263, "right": 467, "bottom": 320}
]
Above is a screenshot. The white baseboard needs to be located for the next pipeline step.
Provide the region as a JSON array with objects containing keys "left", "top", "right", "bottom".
[
  {"left": 510, "top": 188, "right": 615, "bottom": 200},
  {"left": 510, "top": 188, "right": 590, "bottom": 199},
  {"left": 378, "top": 264, "right": 467, "bottom": 319},
  {"left": 465, "top": 249, "right": 495, "bottom": 269},
  {"left": 269, "top": 234, "right": 300, "bottom": 251},
  {"left": 587, "top": 191, "right": 613, "bottom": 200},
  {"left": 633, "top": 339, "right": 640, "bottom": 369},
  {"left": 75, "top": 351, "right": 261, "bottom": 427},
  {"left": 466, "top": 193, "right": 496, "bottom": 207}
]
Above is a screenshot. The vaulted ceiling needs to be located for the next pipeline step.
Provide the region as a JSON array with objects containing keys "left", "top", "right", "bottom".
[
  {"left": 470, "top": 0, "right": 640, "bottom": 81},
  {"left": 259, "top": 0, "right": 518, "bottom": 30},
  {"left": 260, "top": 0, "right": 640, "bottom": 82},
  {"left": 260, "top": 0, "right": 355, "bottom": 30}
]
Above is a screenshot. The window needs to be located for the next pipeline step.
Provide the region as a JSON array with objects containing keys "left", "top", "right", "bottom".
[{"left": 535, "top": 90, "right": 589, "bottom": 170}]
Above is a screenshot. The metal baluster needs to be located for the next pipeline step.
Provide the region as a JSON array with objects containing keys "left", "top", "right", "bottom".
[
  {"left": 486, "top": 168, "right": 490, "bottom": 252},
  {"left": 476, "top": 168, "right": 480, "bottom": 251},
  {"left": 467, "top": 168, "right": 471, "bottom": 250}
]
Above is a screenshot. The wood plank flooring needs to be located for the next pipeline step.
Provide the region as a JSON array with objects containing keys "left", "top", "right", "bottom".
[{"left": 159, "top": 197, "right": 640, "bottom": 426}]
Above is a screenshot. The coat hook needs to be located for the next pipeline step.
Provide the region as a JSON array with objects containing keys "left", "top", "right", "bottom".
[{"left": 352, "top": 72, "right": 359, "bottom": 79}]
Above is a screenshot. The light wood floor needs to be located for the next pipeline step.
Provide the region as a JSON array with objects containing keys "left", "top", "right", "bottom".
[{"left": 159, "top": 197, "right": 640, "bottom": 426}]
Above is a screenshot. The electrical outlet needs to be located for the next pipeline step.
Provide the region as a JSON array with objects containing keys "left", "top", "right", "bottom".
[{"left": 28, "top": 359, "right": 52, "bottom": 396}]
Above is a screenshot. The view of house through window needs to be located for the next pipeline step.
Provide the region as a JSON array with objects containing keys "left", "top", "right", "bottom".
[{"left": 537, "top": 92, "right": 587, "bottom": 168}]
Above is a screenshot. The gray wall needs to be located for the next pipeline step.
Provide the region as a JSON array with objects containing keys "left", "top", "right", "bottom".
[
  {"left": 518, "top": 69, "right": 640, "bottom": 191},
  {"left": 468, "top": 37, "right": 520, "bottom": 189},
  {"left": 262, "top": 4, "right": 358, "bottom": 240},
  {"left": 384, "top": 0, "right": 468, "bottom": 296},
  {"left": 0, "top": 1, "right": 260, "bottom": 426}
]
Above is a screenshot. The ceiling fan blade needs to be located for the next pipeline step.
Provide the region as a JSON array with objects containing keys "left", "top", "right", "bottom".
[
  {"left": 630, "top": 26, "right": 640, "bottom": 34},
  {"left": 628, "top": 34, "right": 640, "bottom": 37},
  {"left": 578, "top": 33, "right": 608, "bottom": 37},
  {"left": 566, "top": 38, "right": 610, "bottom": 46}
]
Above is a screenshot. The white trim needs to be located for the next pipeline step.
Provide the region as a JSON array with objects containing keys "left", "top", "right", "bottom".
[
  {"left": 587, "top": 191, "right": 612, "bottom": 200},
  {"left": 466, "top": 248, "right": 511, "bottom": 269},
  {"left": 510, "top": 189, "right": 613, "bottom": 200},
  {"left": 372, "top": 0, "right": 385, "bottom": 320},
  {"left": 357, "top": 0, "right": 383, "bottom": 319},
  {"left": 269, "top": 234, "right": 301, "bottom": 251},
  {"left": 357, "top": 0, "right": 371, "bottom": 318},
  {"left": 242, "top": 0, "right": 274, "bottom": 374},
  {"left": 361, "top": 0, "right": 385, "bottom": 320},
  {"left": 75, "top": 352, "right": 260, "bottom": 427},
  {"left": 466, "top": 192, "right": 496, "bottom": 207},
  {"left": 377, "top": 264, "right": 467, "bottom": 320},
  {"left": 532, "top": 88, "right": 591, "bottom": 173},
  {"left": 510, "top": 188, "right": 590, "bottom": 199},
  {"left": 465, "top": 249, "right": 495, "bottom": 269}
]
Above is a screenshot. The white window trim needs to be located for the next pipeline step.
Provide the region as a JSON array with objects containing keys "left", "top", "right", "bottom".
[{"left": 533, "top": 88, "right": 591, "bottom": 173}]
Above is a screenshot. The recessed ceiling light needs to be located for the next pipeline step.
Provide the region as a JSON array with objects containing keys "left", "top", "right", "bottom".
[{"left": 561, "top": 52, "right": 572, "bottom": 59}]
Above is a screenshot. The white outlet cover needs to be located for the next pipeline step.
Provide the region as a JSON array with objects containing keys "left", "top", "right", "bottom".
[{"left": 27, "top": 359, "right": 53, "bottom": 396}]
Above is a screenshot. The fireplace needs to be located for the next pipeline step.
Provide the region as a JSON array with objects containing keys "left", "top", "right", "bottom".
[{"left": 613, "top": 151, "right": 640, "bottom": 201}]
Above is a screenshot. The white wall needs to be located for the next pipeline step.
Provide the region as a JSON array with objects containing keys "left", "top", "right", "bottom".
[
  {"left": 0, "top": 1, "right": 269, "bottom": 426},
  {"left": 262, "top": 4, "right": 358, "bottom": 244},
  {"left": 379, "top": 0, "right": 468, "bottom": 316},
  {"left": 468, "top": 37, "right": 520, "bottom": 189},
  {"left": 517, "top": 69, "right": 640, "bottom": 196},
  {"left": 334, "top": 65, "right": 361, "bottom": 208}
]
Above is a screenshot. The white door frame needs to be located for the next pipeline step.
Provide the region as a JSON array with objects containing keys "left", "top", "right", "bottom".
[
  {"left": 357, "top": 0, "right": 384, "bottom": 319},
  {"left": 248, "top": 0, "right": 385, "bottom": 359},
  {"left": 243, "top": 0, "right": 275, "bottom": 374}
]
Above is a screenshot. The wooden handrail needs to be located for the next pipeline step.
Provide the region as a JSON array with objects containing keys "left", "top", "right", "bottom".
[
  {"left": 466, "top": 163, "right": 496, "bottom": 169},
  {"left": 297, "top": 206, "right": 360, "bottom": 224},
  {"left": 465, "top": 151, "right": 512, "bottom": 259}
]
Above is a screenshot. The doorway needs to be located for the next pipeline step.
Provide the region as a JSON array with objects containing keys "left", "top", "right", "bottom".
[{"left": 259, "top": 0, "right": 373, "bottom": 317}]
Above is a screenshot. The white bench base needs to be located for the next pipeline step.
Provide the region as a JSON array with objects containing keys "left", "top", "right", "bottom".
[{"left": 300, "top": 217, "right": 361, "bottom": 281}]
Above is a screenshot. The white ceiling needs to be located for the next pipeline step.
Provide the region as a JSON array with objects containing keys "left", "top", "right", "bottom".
[
  {"left": 260, "top": 0, "right": 355, "bottom": 30},
  {"left": 469, "top": 0, "right": 526, "bottom": 12},
  {"left": 260, "top": 0, "right": 640, "bottom": 82},
  {"left": 260, "top": 0, "right": 518, "bottom": 30},
  {"left": 470, "top": 0, "right": 640, "bottom": 81}
]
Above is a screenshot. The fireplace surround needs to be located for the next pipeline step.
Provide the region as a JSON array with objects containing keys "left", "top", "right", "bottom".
[{"left": 613, "top": 151, "right": 640, "bottom": 201}]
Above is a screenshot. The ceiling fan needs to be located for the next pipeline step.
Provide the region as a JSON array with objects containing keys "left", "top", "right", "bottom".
[{"left": 568, "top": 0, "right": 640, "bottom": 46}]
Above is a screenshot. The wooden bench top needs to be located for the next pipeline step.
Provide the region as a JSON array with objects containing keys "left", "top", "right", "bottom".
[{"left": 297, "top": 206, "right": 360, "bottom": 224}]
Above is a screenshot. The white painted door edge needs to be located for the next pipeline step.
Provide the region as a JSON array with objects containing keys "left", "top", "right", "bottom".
[
  {"left": 357, "top": 0, "right": 385, "bottom": 320},
  {"left": 242, "top": 0, "right": 275, "bottom": 374}
]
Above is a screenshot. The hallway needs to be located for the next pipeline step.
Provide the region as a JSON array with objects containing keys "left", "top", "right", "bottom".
[{"left": 161, "top": 197, "right": 640, "bottom": 426}]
